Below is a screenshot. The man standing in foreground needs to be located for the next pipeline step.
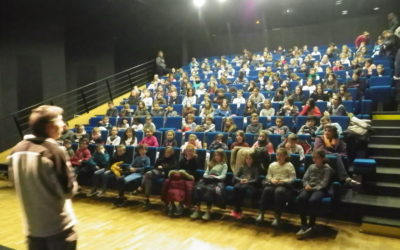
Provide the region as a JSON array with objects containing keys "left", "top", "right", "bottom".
[{"left": 8, "top": 105, "right": 78, "bottom": 250}]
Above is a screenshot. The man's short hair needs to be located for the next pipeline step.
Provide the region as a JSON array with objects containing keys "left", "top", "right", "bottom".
[{"left": 29, "top": 105, "right": 63, "bottom": 138}]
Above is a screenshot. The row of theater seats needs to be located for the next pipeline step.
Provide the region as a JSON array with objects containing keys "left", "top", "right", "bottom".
[
  {"left": 73, "top": 143, "right": 343, "bottom": 210},
  {"left": 89, "top": 114, "right": 362, "bottom": 133},
  {"left": 81, "top": 129, "right": 313, "bottom": 149},
  {"left": 115, "top": 100, "right": 373, "bottom": 116}
]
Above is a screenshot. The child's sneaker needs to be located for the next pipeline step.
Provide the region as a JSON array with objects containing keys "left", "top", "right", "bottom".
[
  {"left": 86, "top": 189, "right": 97, "bottom": 197},
  {"left": 230, "top": 210, "right": 242, "bottom": 219},
  {"left": 190, "top": 210, "right": 201, "bottom": 220},
  {"left": 202, "top": 211, "right": 211, "bottom": 221}
]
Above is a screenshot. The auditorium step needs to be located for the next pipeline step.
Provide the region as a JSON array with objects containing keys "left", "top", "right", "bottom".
[
  {"left": 372, "top": 119, "right": 400, "bottom": 127},
  {"left": 361, "top": 216, "right": 400, "bottom": 238},
  {"left": 370, "top": 135, "right": 400, "bottom": 144},
  {"left": 371, "top": 126, "right": 400, "bottom": 135},
  {"left": 363, "top": 181, "right": 400, "bottom": 197},
  {"left": 376, "top": 167, "right": 400, "bottom": 182},
  {"left": 367, "top": 144, "right": 400, "bottom": 157},
  {"left": 341, "top": 190, "right": 400, "bottom": 220},
  {"left": 370, "top": 156, "right": 400, "bottom": 168}
]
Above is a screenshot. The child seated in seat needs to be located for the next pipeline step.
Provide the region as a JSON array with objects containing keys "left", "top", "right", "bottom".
[
  {"left": 297, "top": 116, "right": 318, "bottom": 139},
  {"left": 63, "top": 139, "right": 75, "bottom": 158},
  {"left": 120, "top": 103, "right": 133, "bottom": 117},
  {"left": 105, "top": 101, "right": 118, "bottom": 117},
  {"left": 106, "top": 126, "right": 121, "bottom": 146},
  {"left": 89, "top": 144, "right": 130, "bottom": 197},
  {"left": 196, "top": 116, "right": 216, "bottom": 132},
  {"left": 131, "top": 117, "right": 144, "bottom": 131},
  {"left": 86, "top": 144, "right": 110, "bottom": 197},
  {"left": 279, "top": 133, "right": 305, "bottom": 161},
  {"left": 190, "top": 149, "right": 228, "bottom": 221},
  {"left": 182, "top": 114, "right": 197, "bottom": 132},
  {"left": 268, "top": 117, "right": 290, "bottom": 138},
  {"left": 90, "top": 127, "right": 104, "bottom": 144},
  {"left": 118, "top": 118, "right": 130, "bottom": 130},
  {"left": 98, "top": 116, "right": 112, "bottom": 131},
  {"left": 73, "top": 124, "right": 89, "bottom": 142},
  {"left": 295, "top": 150, "right": 333, "bottom": 239},
  {"left": 139, "top": 128, "right": 159, "bottom": 147},
  {"left": 230, "top": 152, "right": 262, "bottom": 219},
  {"left": 143, "top": 115, "right": 156, "bottom": 132},
  {"left": 162, "top": 130, "right": 178, "bottom": 147},
  {"left": 139, "top": 146, "right": 178, "bottom": 207},
  {"left": 232, "top": 89, "right": 246, "bottom": 107},
  {"left": 181, "top": 134, "right": 202, "bottom": 151},
  {"left": 259, "top": 99, "right": 275, "bottom": 119},
  {"left": 252, "top": 130, "right": 275, "bottom": 154},
  {"left": 114, "top": 144, "right": 150, "bottom": 206},
  {"left": 230, "top": 130, "right": 249, "bottom": 149},
  {"left": 214, "top": 99, "right": 232, "bottom": 117},
  {"left": 162, "top": 144, "right": 199, "bottom": 216},
  {"left": 246, "top": 114, "right": 263, "bottom": 134},
  {"left": 164, "top": 105, "right": 178, "bottom": 118},
  {"left": 70, "top": 138, "right": 92, "bottom": 175},
  {"left": 142, "top": 90, "right": 154, "bottom": 107},
  {"left": 208, "top": 133, "right": 228, "bottom": 150},
  {"left": 256, "top": 148, "right": 296, "bottom": 227},
  {"left": 151, "top": 102, "right": 164, "bottom": 117}
]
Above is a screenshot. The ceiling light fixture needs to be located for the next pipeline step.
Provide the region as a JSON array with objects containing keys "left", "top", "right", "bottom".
[
  {"left": 193, "top": 0, "right": 206, "bottom": 8},
  {"left": 373, "top": 7, "right": 380, "bottom": 11},
  {"left": 342, "top": 10, "right": 348, "bottom": 15}
]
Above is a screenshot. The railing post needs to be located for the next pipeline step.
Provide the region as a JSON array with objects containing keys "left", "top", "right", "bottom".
[
  {"left": 106, "top": 80, "right": 114, "bottom": 102},
  {"left": 12, "top": 115, "right": 24, "bottom": 139},
  {"left": 128, "top": 73, "right": 134, "bottom": 90},
  {"left": 80, "top": 90, "right": 90, "bottom": 113}
]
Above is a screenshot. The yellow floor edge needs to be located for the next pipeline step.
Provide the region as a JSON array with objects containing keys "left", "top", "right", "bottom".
[
  {"left": 0, "top": 91, "right": 133, "bottom": 163},
  {"left": 373, "top": 114, "right": 400, "bottom": 120},
  {"left": 360, "top": 223, "right": 400, "bottom": 238}
]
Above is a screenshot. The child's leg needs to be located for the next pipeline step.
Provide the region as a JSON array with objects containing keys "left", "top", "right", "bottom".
[{"left": 142, "top": 171, "right": 154, "bottom": 198}]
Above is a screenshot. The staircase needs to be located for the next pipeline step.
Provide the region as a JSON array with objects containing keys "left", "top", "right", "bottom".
[{"left": 342, "top": 113, "right": 400, "bottom": 238}]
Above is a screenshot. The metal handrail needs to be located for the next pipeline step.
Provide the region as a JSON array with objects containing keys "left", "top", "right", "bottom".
[{"left": 0, "top": 59, "right": 155, "bottom": 152}]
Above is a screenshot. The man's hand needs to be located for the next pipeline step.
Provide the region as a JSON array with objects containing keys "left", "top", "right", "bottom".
[
  {"left": 240, "top": 179, "right": 248, "bottom": 184},
  {"left": 305, "top": 185, "right": 313, "bottom": 191},
  {"left": 271, "top": 179, "right": 279, "bottom": 184}
]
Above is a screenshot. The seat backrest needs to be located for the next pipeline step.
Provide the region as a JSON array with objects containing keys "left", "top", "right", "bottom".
[{"left": 165, "top": 117, "right": 182, "bottom": 130}]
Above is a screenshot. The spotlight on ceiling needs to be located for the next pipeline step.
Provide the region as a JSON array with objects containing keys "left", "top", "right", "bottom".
[
  {"left": 193, "top": 0, "right": 206, "bottom": 8},
  {"left": 284, "top": 8, "right": 293, "bottom": 15},
  {"left": 373, "top": 7, "right": 380, "bottom": 11},
  {"left": 342, "top": 10, "right": 348, "bottom": 15},
  {"left": 256, "top": 20, "right": 260, "bottom": 24}
]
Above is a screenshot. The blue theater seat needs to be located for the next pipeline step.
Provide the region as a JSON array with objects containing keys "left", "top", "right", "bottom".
[
  {"left": 367, "top": 86, "right": 394, "bottom": 104},
  {"left": 330, "top": 116, "right": 350, "bottom": 130},
  {"left": 369, "top": 76, "right": 393, "bottom": 87},
  {"left": 165, "top": 117, "right": 182, "bottom": 130},
  {"left": 232, "top": 116, "right": 244, "bottom": 130},
  {"left": 315, "top": 101, "right": 328, "bottom": 113}
]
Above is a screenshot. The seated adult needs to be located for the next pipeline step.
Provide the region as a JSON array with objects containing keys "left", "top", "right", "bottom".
[
  {"left": 326, "top": 95, "right": 347, "bottom": 116},
  {"left": 314, "top": 125, "right": 359, "bottom": 186}
]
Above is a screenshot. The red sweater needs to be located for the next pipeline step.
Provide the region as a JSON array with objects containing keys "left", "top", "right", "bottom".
[
  {"left": 70, "top": 148, "right": 91, "bottom": 167},
  {"left": 139, "top": 136, "right": 159, "bottom": 147},
  {"left": 355, "top": 35, "right": 369, "bottom": 48},
  {"left": 299, "top": 105, "right": 322, "bottom": 116}
]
